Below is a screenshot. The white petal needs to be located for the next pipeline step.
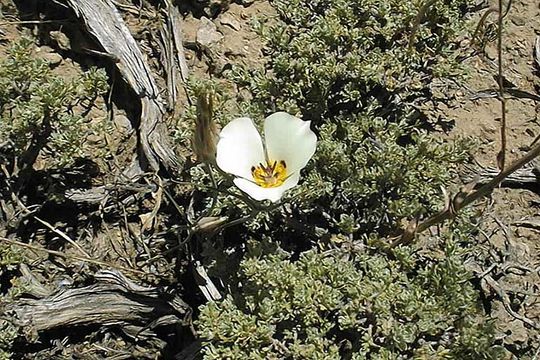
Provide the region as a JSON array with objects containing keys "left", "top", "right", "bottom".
[
  {"left": 264, "top": 112, "right": 317, "bottom": 174},
  {"left": 233, "top": 172, "right": 301, "bottom": 202},
  {"left": 216, "top": 117, "right": 265, "bottom": 179}
]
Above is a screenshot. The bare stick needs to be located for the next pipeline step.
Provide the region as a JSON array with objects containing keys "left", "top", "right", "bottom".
[
  {"left": 33, "top": 216, "right": 91, "bottom": 258},
  {"left": 483, "top": 274, "right": 539, "bottom": 329},
  {"left": 471, "top": 8, "right": 498, "bottom": 49},
  {"left": 0, "top": 237, "right": 147, "bottom": 275},
  {"left": 471, "top": 0, "right": 512, "bottom": 50},
  {"left": 496, "top": 0, "right": 507, "bottom": 170}
]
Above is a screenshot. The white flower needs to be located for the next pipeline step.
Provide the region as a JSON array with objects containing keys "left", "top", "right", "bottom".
[{"left": 216, "top": 112, "right": 317, "bottom": 202}]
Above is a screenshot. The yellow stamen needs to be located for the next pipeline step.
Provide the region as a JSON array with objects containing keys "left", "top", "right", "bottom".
[{"left": 251, "top": 160, "right": 287, "bottom": 188}]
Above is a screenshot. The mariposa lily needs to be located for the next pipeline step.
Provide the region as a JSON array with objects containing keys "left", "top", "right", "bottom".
[{"left": 216, "top": 112, "right": 317, "bottom": 202}]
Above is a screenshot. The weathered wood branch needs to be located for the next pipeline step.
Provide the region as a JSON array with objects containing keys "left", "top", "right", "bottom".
[
  {"left": 461, "top": 160, "right": 540, "bottom": 186},
  {"left": 62, "top": 0, "right": 184, "bottom": 173},
  {"left": 6, "top": 270, "right": 191, "bottom": 342},
  {"left": 65, "top": 181, "right": 159, "bottom": 205},
  {"left": 159, "top": 0, "right": 190, "bottom": 111}
]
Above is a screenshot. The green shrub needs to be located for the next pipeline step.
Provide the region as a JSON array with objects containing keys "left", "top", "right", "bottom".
[
  {"left": 232, "top": 0, "right": 469, "bottom": 122},
  {"left": 184, "top": 103, "right": 472, "bottom": 237},
  {"left": 292, "top": 115, "right": 473, "bottom": 235},
  {"left": 0, "top": 243, "right": 24, "bottom": 358},
  {"left": 177, "top": 0, "right": 477, "bottom": 234},
  {"left": 198, "top": 229, "right": 502, "bottom": 359},
  {"left": 0, "top": 38, "right": 109, "bottom": 168}
]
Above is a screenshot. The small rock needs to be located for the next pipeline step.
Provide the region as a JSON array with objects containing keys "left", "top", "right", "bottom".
[
  {"left": 484, "top": 46, "right": 497, "bottom": 61},
  {"left": 480, "top": 121, "right": 496, "bottom": 134},
  {"left": 41, "top": 52, "right": 63, "bottom": 66},
  {"left": 86, "top": 134, "right": 102, "bottom": 144},
  {"left": 510, "top": 15, "right": 526, "bottom": 27},
  {"left": 219, "top": 13, "right": 241, "bottom": 31},
  {"left": 224, "top": 46, "right": 246, "bottom": 57},
  {"left": 49, "top": 30, "right": 71, "bottom": 51},
  {"left": 114, "top": 114, "right": 133, "bottom": 133},
  {"left": 37, "top": 46, "right": 63, "bottom": 66},
  {"left": 196, "top": 17, "right": 223, "bottom": 48},
  {"left": 436, "top": 102, "right": 449, "bottom": 112},
  {"left": 37, "top": 45, "right": 55, "bottom": 53}
]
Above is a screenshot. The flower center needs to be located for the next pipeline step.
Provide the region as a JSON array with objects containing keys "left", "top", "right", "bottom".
[{"left": 251, "top": 160, "right": 287, "bottom": 188}]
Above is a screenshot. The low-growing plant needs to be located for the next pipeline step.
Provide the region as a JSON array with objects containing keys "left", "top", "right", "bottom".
[
  {"left": 183, "top": 0, "right": 475, "bottom": 237},
  {"left": 293, "top": 115, "right": 474, "bottom": 236},
  {"left": 0, "top": 38, "right": 109, "bottom": 169},
  {"left": 232, "top": 0, "right": 470, "bottom": 122},
  {"left": 184, "top": 104, "right": 473, "bottom": 238},
  {"left": 0, "top": 243, "right": 24, "bottom": 359},
  {"left": 198, "top": 223, "right": 502, "bottom": 359}
]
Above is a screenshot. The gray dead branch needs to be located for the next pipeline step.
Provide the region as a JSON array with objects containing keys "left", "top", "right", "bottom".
[
  {"left": 65, "top": 181, "right": 159, "bottom": 208},
  {"left": 469, "top": 88, "right": 540, "bottom": 102},
  {"left": 462, "top": 160, "right": 540, "bottom": 187},
  {"left": 159, "top": 0, "right": 190, "bottom": 111},
  {"left": 62, "top": 0, "right": 184, "bottom": 174},
  {"left": 6, "top": 269, "right": 191, "bottom": 343},
  {"left": 482, "top": 274, "right": 540, "bottom": 330},
  {"left": 512, "top": 220, "right": 540, "bottom": 230},
  {"left": 193, "top": 260, "right": 222, "bottom": 301}
]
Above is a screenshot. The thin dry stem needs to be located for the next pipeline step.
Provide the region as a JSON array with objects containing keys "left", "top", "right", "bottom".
[
  {"left": 34, "top": 216, "right": 91, "bottom": 258},
  {"left": 496, "top": 0, "right": 507, "bottom": 170},
  {"left": 0, "top": 236, "right": 147, "bottom": 275},
  {"left": 407, "top": 0, "right": 437, "bottom": 55}
]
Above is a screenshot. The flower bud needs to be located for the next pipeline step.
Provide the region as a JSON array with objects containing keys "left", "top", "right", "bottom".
[
  {"left": 195, "top": 216, "right": 228, "bottom": 233},
  {"left": 193, "top": 91, "right": 219, "bottom": 164}
]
